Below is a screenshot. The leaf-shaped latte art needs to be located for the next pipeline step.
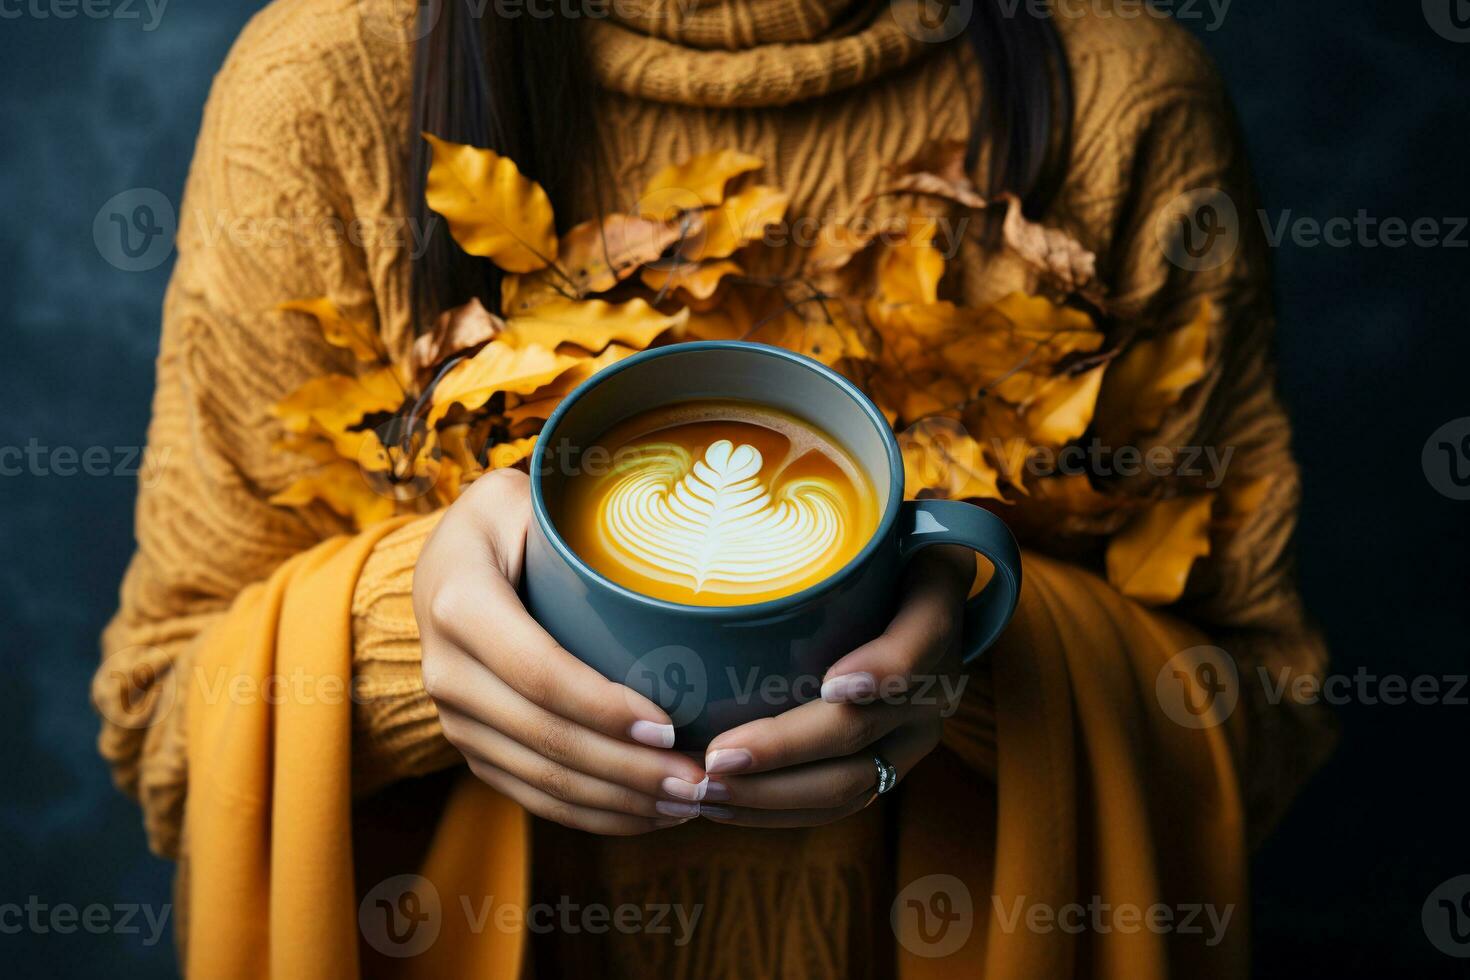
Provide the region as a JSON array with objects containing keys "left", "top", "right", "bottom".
[{"left": 598, "top": 440, "right": 843, "bottom": 596}]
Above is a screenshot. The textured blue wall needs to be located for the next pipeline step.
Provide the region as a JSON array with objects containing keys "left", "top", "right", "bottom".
[{"left": 1, "top": 2, "right": 1466, "bottom": 976}]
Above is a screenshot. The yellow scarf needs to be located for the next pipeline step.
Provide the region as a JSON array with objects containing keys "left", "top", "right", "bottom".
[{"left": 184, "top": 523, "right": 1245, "bottom": 977}]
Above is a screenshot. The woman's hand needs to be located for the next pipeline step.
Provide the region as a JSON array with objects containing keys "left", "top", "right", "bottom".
[
  {"left": 695, "top": 546, "right": 975, "bottom": 827},
  {"left": 413, "top": 469, "right": 710, "bottom": 835}
]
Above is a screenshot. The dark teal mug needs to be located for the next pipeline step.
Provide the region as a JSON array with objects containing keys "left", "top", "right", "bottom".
[{"left": 525, "top": 341, "right": 1021, "bottom": 748}]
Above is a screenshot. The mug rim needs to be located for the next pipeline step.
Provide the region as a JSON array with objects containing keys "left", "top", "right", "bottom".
[{"left": 528, "top": 341, "right": 905, "bottom": 618}]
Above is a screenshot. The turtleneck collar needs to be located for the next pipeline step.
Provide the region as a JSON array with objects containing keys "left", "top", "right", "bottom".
[{"left": 585, "top": 0, "right": 948, "bottom": 109}]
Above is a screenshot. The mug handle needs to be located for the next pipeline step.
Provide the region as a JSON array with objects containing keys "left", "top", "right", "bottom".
[{"left": 897, "top": 500, "right": 1023, "bottom": 664}]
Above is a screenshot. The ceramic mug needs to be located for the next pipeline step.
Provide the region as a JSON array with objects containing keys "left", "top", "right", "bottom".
[{"left": 525, "top": 341, "right": 1021, "bottom": 748}]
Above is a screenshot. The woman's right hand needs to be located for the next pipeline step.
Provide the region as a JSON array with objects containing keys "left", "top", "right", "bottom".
[{"left": 413, "top": 468, "right": 709, "bottom": 835}]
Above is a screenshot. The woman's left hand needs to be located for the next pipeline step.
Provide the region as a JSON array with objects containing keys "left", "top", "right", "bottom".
[{"left": 697, "top": 545, "right": 975, "bottom": 826}]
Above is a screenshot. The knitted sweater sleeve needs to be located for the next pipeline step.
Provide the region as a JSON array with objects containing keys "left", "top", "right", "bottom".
[
  {"left": 942, "top": 23, "right": 1336, "bottom": 844},
  {"left": 92, "top": 12, "right": 457, "bottom": 859}
]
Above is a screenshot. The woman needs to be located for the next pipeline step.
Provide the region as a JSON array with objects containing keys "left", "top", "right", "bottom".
[{"left": 95, "top": 0, "right": 1334, "bottom": 976}]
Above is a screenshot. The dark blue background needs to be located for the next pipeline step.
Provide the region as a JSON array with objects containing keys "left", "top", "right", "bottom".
[{"left": 2, "top": 2, "right": 1467, "bottom": 975}]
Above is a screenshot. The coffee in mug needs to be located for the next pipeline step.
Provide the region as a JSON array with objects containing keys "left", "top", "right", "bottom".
[{"left": 549, "top": 400, "right": 881, "bottom": 606}]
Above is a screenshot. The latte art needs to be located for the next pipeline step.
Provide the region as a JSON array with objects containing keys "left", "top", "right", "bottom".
[
  {"left": 551, "top": 401, "right": 880, "bottom": 606},
  {"left": 599, "top": 440, "right": 843, "bottom": 596}
]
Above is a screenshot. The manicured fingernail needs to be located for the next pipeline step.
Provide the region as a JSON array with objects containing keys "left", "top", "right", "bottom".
[
  {"left": 704, "top": 780, "right": 731, "bottom": 802},
  {"left": 654, "top": 817, "right": 694, "bottom": 828},
  {"left": 655, "top": 800, "right": 701, "bottom": 818},
  {"left": 630, "top": 720, "right": 676, "bottom": 748},
  {"left": 701, "top": 804, "right": 734, "bottom": 820},
  {"left": 661, "top": 776, "right": 708, "bottom": 801},
  {"left": 821, "top": 672, "right": 876, "bottom": 703},
  {"left": 705, "top": 748, "right": 753, "bottom": 774}
]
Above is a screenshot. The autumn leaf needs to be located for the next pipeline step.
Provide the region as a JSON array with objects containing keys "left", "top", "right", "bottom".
[
  {"left": 270, "top": 461, "right": 396, "bottom": 528},
  {"left": 505, "top": 344, "right": 639, "bottom": 424},
  {"left": 1096, "top": 299, "right": 1213, "bottom": 445},
  {"left": 1106, "top": 493, "right": 1216, "bottom": 605},
  {"left": 874, "top": 220, "right": 944, "bottom": 307},
  {"left": 762, "top": 307, "right": 871, "bottom": 368},
  {"left": 273, "top": 367, "right": 405, "bottom": 458},
  {"left": 502, "top": 298, "right": 686, "bottom": 355},
  {"left": 428, "top": 341, "right": 580, "bottom": 425},
  {"left": 876, "top": 139, "right": 988, "bottom": 210},
  {"left": 1022, "top": 363, "right": 1106, "bottom": 447},
  {"left": 998, "top": 194, "right": 1101, "bottom": 301},
  {"left": 410, "top": 297, "right": 504, "bottom": 385},
  {"left": 504, "top": 214, "right": 688, "bottom": 312},
  {"left": 899, "top": 418, "right": 1004, "bottom": 501},
  {"left": 639, "top": 150, "right": 764, "bottom": 220},
  {"left": 684, "top": 185, "right": 789, "bottom": 260},
  {"left": 279, "top": 298, "right": 386, "bottom": 363},
  {"left": 488, "top": 435, "right": 538, "bottom": 470},
  {"left": 641, "top": 259, "right": 742, "bottom": 304},
  {"left": 423, "top": 132, "right": 557, "bottom": 273}
]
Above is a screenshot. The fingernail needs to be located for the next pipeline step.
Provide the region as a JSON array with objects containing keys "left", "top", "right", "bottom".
[
  {"left": 655, "top": 800, "right": 701, "bottom": 818},
  {"left": 821, "top": 672, "right": 876, "bottom": 703},
  {"left": 704, "top": 780, "right": 731, "bottom": 802},
  {"left": 654, "top": 816, "right": 694, "bottom": 828},
  {"left": 630, "top": 720, "right": 676, "bottom": 748},
  {"left": 661, "top": 775, "right": 708, "bottom": 801},
  {"left": 705, "top": 748, "right": 753, "bottom": 774},
  {"left": 701, "top": 804, "right": 734, "bottom": 820}
]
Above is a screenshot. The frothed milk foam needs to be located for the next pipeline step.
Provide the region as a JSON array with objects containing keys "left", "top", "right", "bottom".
[{"left": 551, "top": 400, "right": 880, "bottom": 606}]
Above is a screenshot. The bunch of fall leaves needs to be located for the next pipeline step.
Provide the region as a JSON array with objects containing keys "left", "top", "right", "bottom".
[{"left": 270, "top": 134, "right": 1263, "bottom": 607}]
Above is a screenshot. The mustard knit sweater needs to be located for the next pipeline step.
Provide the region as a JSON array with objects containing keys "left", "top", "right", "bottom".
[{"left": 96, "top": 1, "right": 1333, "bottom": 974}]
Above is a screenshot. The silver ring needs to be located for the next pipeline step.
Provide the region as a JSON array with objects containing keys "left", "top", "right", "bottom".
[{"left": 874, "top": 755, "right": 898, "bottom": 795}]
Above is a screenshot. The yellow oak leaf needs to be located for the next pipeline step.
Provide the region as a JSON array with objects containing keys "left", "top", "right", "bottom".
[
  {"left": 898, "top": 418, "right": 1004, "bottom": 502},
  {"left": 1106, "top": 493, "right": 1216, "bottom": 605},
  {"left": 641, "top": 259, "right": 742, "bottom": 303},
  {"left": 1023, "top": 364, "right": 1106, "bottom": 447},
  {"left": 762, "top": 308, "right": 872, "bottom": 368},
  {"left": 874, "top": 220, "right": 944, "bottom": 307},
  {"left": 488, "top": 435, "right": 538, "bottom": 470},
  {"left": 422, "top": 132, "right": 557, "bottom": 273},
  {"left": 1096, "top": 299, "right": 1213, "bottom": 444},
  {"left": 428, "top": 341, "right": 579, "bottom": 425},
  {"left": 686, "top": 185, "right": 789, "bottom": 260},
  {"left": 409, "top": 297, "right": 504, "bottom": 385},
  {"left": 504, "top": 214, "right": 687, "bottom": 312},
  {"left": 505, "top": 344, "right": 639, "bottom": 424},
  {"left": 502, "top": 298, "right": 686, "bottom": 355},
  {"left": 270, "top": 460, "right": 396, "bottom": 528},
  {"left": 639, "top": 150, "right": 764, "bottom": 220},
  {"left": 272, "top": 367, "right": 405, "bottom": 458},
  {"left": 279, "top": 298, "right": 385, "bottom": 362}
]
